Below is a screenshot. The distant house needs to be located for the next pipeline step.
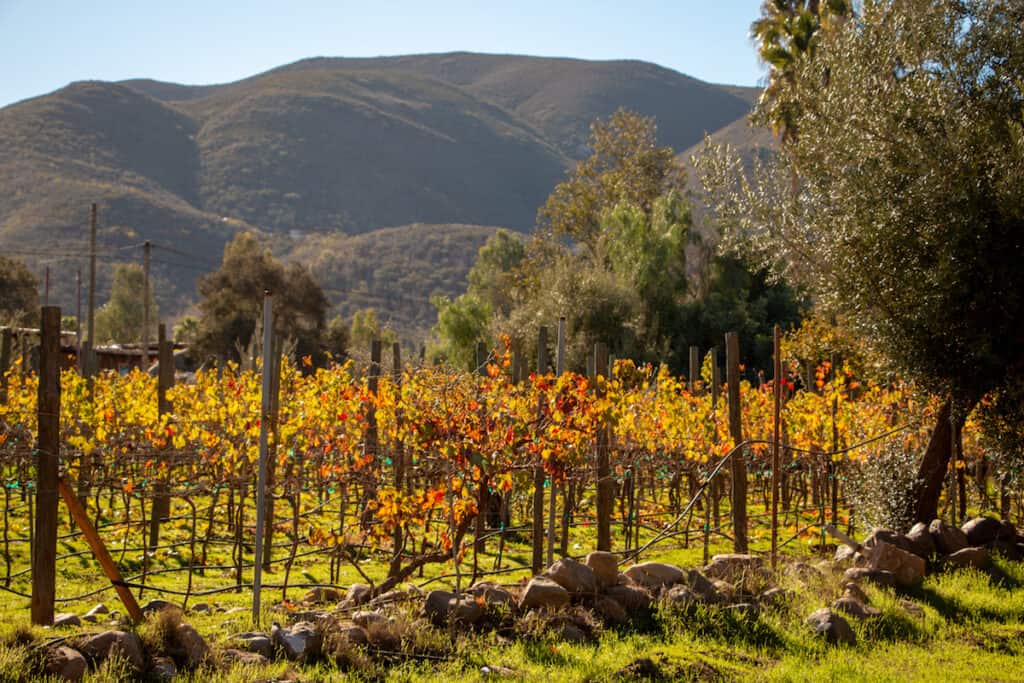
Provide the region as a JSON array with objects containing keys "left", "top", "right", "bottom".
[{"left": 0, "top": 327, "right": 192, "bottom": 376}]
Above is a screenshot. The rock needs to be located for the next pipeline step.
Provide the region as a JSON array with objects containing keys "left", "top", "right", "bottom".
[
  {"left": 451, "top": 596, "right": 485, "bottom": 624},
  {"left": 52, "top": 612, "right": 81, "bottom": 628},
  {"left": 711, "top": 579, "right": 737, "bottom": 602},
  {"left": 961, "top": 517, "right": 1002, "bottom": 547},
  {"left": 352, "top": 610, "right": 386, "bottom": 629},
  {"left": 271, "top": 621, "right": 322, "bottom": 661},
  {"left": 81, "top": 614, "right": 97, "bottom": 624},
  {"left": 929, "top": 519, "right": 969, "bottom": 556},
  {"left": 905, "top": 522, "right": 937, "bottom": 559},
  {"left": 831, "top": 597, "right": 881, "bottom": 619},
  {"left": 946, "top": 546, "right": 991, "bottom": 570},
  {"left": 617, "top": 658, "right": 663, "bottom": 680},
  {"left": 345, "top": 583, "right": 372, "bottom": 606},
  {"left": 44, "top": 646, "right": 87, "bottom": 681},
  {"left": 663, "top": 585, "right": 700, "bottom": 609},
  {"left": 333, "top": 625, "right": 369, "bottom": 646},
  {"left": 624, "top": 561, "right": 684, "bottom": 589},
  {"left": 467, "top": 582, "right": 516, "bottom": 609},
  {"left": 759, "top": 587, "right": 792, "bottom": 608},
  {"left": 863, "top": 540, "right": 926, "bottom": 587},
  {"left": 988, "top": 539, "right": 1023, "bottom": 561},
  {"left": 788, "top": 562, "right": 824, "bottom": 582},
  {"left": 703, "top": 554, "right": 764, "bottom": 583},
  {"left": 141, "top": 598, "right": 179, "bottom": 615},
  {"left": 998, "top": 520, "right": 1017, "bottom": 542},
  {"left": 222, "top": 649, "right": 269, "bottom": 666},
  {"left": 834, "top": 544, "right": 858, "bottom": 563},
  {"left": 85, "top": 603, "right": 109, "bottom": 618},
  {"left": 303, "top": 586, "right": 342, "bottom": 604},
  {"left": 585, "top": 551, "right": 619, "bottom": 590},
  {"left": 480, "top": 664, "right": 519, "bottom": 677},
  {"left": 545, "top": 557, "right": 597, "bottom": 595},
  {"left": 233, "top": 632, "right": 273, "bottom": 659},
  {"left": 175, "top": 622, "right": 209, "bottom": 668},
  {"left": 519, "top": 577, "right": 570, "bottom": 610},
  {"left": 806, "top": 608, "right": 856, "bottom": 645},
  {"left": 726, "top": 602, "right": 760, "bottom": 619},
  {"left": 593, "top": 596, "right": 628, "bottom": 626},
  {"left": 604, "top": 584, "right": 653, "bottom": 611},
  {"left": 189, "top": 602, "right": 212, "bottom": 614},
  {"left": 841, "top": 582, "right": 870, "bottom": 604},
  {"left": 555, "top": 621, "right": 587, "bottom": 643},
  {"left": 423, "top": 590, "right": 455, "bottom": 624},
  {"left": 843, "top": 567, "right": 898, "bottom": 589},
  {"left": 77, "top": 630, "right": 146, "bottom": 672},
  {"left": 863, "top": 529, "right": 916, "bottom": 554},
  {"left": 683, "top": 569, "right": 721, "bottom": 603},
  {"left": 150, "top": 656, "right": 177, "bottom": 681}
]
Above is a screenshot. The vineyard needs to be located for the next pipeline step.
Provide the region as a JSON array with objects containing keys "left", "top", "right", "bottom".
[{"left": 0, "top": 325, "right": 991, "bottom": 623}]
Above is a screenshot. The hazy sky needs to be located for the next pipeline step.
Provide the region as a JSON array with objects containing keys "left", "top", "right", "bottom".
[{"left": 0, "top": 1, "right": 766, "bottom": 108}]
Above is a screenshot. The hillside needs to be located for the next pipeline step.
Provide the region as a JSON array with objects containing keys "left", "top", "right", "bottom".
[{"left": 0, "top": 52, "right": 760, "bottom": 339}]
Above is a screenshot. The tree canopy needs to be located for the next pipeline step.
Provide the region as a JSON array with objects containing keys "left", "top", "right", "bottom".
[
  {"left": 0, "top": 256, "right": 39, "bottom": 326},
  {"left": 94, "top": 263, "right": 157, "bottom": 344}
]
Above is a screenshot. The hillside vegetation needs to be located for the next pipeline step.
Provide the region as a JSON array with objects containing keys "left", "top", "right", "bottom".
[{"left": 0, "top": 52, "right": 766, "bottom": 338}]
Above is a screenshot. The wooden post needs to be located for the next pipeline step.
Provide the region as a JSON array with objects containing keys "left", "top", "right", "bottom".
[
  {"left": 475, "top": 341, "right": 487, "bottom": 373},
  {"left": 689, "top": 345, "right": 700, "bottom": 394},
  {"left": 43, "top": 266, "right": 50, "bottom": 307},
  {"left": 31, "top": 306, "right": 60, "bottom": 626},
  {"left": 547, "top": 317, "right": 566, "bottom": 565},
  {"left": 711, "top": 346, "right": 721, "bottom": 528},
  {"left": 531, "top": 327, "right": 548, "bottom": 573},
  {"left": 141, "top": 241, "right": 151, "bottom": 370},
  {"left": 389, "top": 342, "right": 405, "bottom": 577},
  {"left": 726, "top": 332, "right": 748, "bottom": 552},
  {"left": 0, "top": 328, "right": 11, "bottom": 403},
  {"left": 595, "top": 342, "right": 612, "bottom": 552},
  {"left": 58, "top": 478, "right": 143, "bottom": 623},
  {"left": 86, "top": 203, "right": 97, "bottom": 377},
  {"left": 148, "top": 324, "right": 173, "bottom": 549},
  {"left": 771, "top": 325, "right": 782, "bottom": 569},
  {"left": 252, "top": 292, "right": 273, "bottom": 626}
]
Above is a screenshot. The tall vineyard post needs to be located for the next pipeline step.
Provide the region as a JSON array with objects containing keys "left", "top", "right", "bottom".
[
  {"left": 531, "top": 327, "right": 548, "bottom": 573},
  {"left": 548, "top": 317, "right": 566, "bottom": 566},
  {"left": 595, "top": 342, "right": 612, "bottom": 552},
  {"left": 252, "top": 291, "right": 274, "bottom": 626},
  {"left": 30, "top": 306, "right": 60, "bottom": 625},
  {"left": 726, "top": 331, "right": 748, "bottom": 552},
  {"left": 771, "top": 325, "right": 782, "bottom": 570}
]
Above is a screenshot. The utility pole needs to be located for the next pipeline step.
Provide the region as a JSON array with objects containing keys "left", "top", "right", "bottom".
[
  {"left": 43, "top": 266, "right": 50, "bottom": 307},
  {"left": 142, "top": 241, "right": 151, "bottom": 370},
  {"left": 85, "top": 203, "right": 97, "bottom": 376},
  {"left": 75, "top": 270, "right": 82, "bottom": 371}
]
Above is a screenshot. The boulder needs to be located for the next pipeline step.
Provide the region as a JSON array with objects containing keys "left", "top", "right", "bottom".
[
  {"left": 545, "top": 557, "right": 597, "bottom": 595},
  {"left": 905, "top": 522, "right": 937, "bottom": 559},
  {"left": 77, "top": 630, "right": 146, "bottom": 673},
  {"left": 806, "top": 608, "right": 856, "bottom": 645},
  {"left": 345, "top": 583, "right": 372, "bottom": 606},
  {"left": 85, "top": 604, "right": 109, "bottom": 619},
  {"left": 863, "top": 540, "right": 926, "bottom": 587},
  {"left": 467, "top": 582, "right": 516, "bottom": 609},
  {"left": 834, "top": 544, "right": 858, "bottom": 563},
  {"left": 988, "top": 539, "right": 1023, "bottom": 561},
  {"left": 423, "top": 590, "right": 456, "bottom": 625},
  {"left": 961, "top": 517, "right": 1002, "bottom": 547},
  {"left": 593, "top": 596, "right": 628, "bottom": 626},
  {"left": 451, "top": 596, "right": 485, "bottom": 624},
  {"left": 555, "top": 621, "right": 588, "bottom": 643},
  {"left": 604, "top": 584, "right": 653, "bottom": 611},
  {"left": 519, "top": 577, "right": 570, "bottom": 610},
  {"left": 352, "top": 610, "right": 386, "bottom": 629},
  {"left": 221, "top": 649, "right": 269, "bottom": 666},
  {"left": 946, "top": 547, "right": 991, "bottom": 570},
  {"left": 585, "top": 551, "right": 620, "bottom": 590},
  {"left": 711, "top": 579, "right": 737, "bottom": 602},
  {"left": 52, "top": 612, "right": 81, "bottom": 628},
  {"left": 175, "top": 623, "right": 209, "bottom": 668},
  {"left": 189, "top": 603, "right": 212, "bottom": 614},
  {"left": 683, "top": 569, "right": 721, "bottom": 603},
  {"left": 841, "top": 582, "right": 870, "bottom": 604},
  {"left": 233, "top": 632, "right": 273, "bottom": 659},
  {"left": 929, "top": 519, "right": 968, "bottom": 556},
  {"left": 141, "top": 598, "right": 179, "bottom": 615},
  {"left": 623, "top": 562, "right": 683, "bottom": 589},
  {"left": 998, "top": 520, "right": 1017, "bottom": 542},
  {"left": 863, "top": 529, "right": 916, "bottom": 555},
  {"left": 149, "top": 656, "right": 177, "bottom": 682},
  {"left": 271, "top": 621, "right": 321, "bottom": 661},
  {"left": 303, "top": 587, "right": 342, "bottom": 604},
  {"left": 703, "top": 554, "right": 764, "bottom": 583},
  {"left": 831, "top": 597, "right": 881, "bottom": 619},
  {"left": 44, "top": 646, "right": 87, "bottom": 681},
  {"left": 333, "top": 625, "right": 369, "bottom": 646},
  {"left": 899, "top": 600, "right": 925, "bottom": 619},
  {"left": 662, "top": 585, "right": 700, "bottom": 609},
  {"left": 843, "top": 567, "right": 898, "bottom": 589},
  {"left": 759, "top": 587, "right": 792, "bottom": 609}
]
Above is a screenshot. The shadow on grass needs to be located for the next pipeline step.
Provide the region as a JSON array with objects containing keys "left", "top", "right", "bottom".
[
  {"left": 660, "top": 605, "right": 786, "bottom": 651},
  {"left": 520, "top": 639, "right": 571, "bottom": 666}
]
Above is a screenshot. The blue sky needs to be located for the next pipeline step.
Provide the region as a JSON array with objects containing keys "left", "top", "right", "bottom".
[{"left": 0, "top": 1, "right": 766, "bottom": 108}]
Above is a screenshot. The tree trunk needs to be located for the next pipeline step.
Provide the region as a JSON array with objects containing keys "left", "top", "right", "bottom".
[{"left": 910, "top": 398, "right": 979, "bottom": 524}]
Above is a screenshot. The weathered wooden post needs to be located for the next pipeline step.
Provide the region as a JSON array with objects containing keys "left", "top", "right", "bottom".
[
  {"left": 771, "top": 325, "right": 782, "bottom": 569},
  {"left": 0, "top": 327, "right": 11, "bottom": 403},
  {"left": 595, "top": 342, "right": 612, "bottom": 552},
  {"left": 252, "top": 292, "right": 273, "bottom": 626},
  {"left": 147, "top": 324, "right": 174, "bottom": 550},
  {"left": 726, "top": 332, "right": 748, "bottom": 552},
  {"left": 547, "top": 317, "right": 566, "bottom": 565},
  {"left": 31, "top": 306, "right": 60, "bottom": 625},
  {"left": 531, "top": 327, "right": 549, "bottom": 573}
]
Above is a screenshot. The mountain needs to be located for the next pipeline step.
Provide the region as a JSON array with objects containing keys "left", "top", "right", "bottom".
[{"left": 0, "top": 52, "right": 760, "bottom": 341}]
